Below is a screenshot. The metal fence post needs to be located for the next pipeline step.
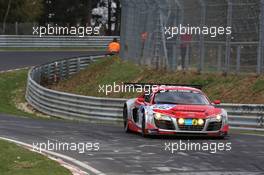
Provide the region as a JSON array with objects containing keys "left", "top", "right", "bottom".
[
  {"left": 236, "top": 45, "right": 241, "bottom": 73},
  {"left": 152, "top": 1, "right": 161, "bottom": 69},
  {"left": 217, "top": 45, "right": 222, "bottom": 72},
  {"left": 36, "top": 68, "right": 41, "bottom": 84},
  {"left": 141, "top": 0, "right": 149, "bottom": 66},
  {"left": 174, "top": 0, "right": 184, "bottom": 71},
  {"left": 172, "top": 46, "right": 178, "bottom": 69},
  {"left": 119, "top": 0, "right": 127, "bottom": 59},
  {"left": 186, "top": 44, "right": 190, "bottom": 70},
  {"left": 89, "top": 56, "right": 94, "bottom": 64},
  {"left": 15, "top": 22, "right": 18, "bottom": 35},
  {"left": 127, "top": 1, "right": 138, "bottom": 61},
  {"left": 40, "top": 66, "right": 44, "bottom": 84},
  {"left": 257, "top": 0, "right": 264, "bottom": 74},
  {"left": 199, "top": 0, "right": 206, "bottom": 73},
  {"left": 159, "top": 11, "right": 169, "bottom": 70},
  {"left": 257, "top": 44, "right": 262, "bottom": 75},
  {"left": 77, "top": 57, "right": 81, "bottom": 72},
  {"left": 54, "top": 62, "right": 59, "bottom": 83},
  {"left": 66, "top": 60, "right": 70, "bottom": 78},
  {"left": 225, "top": 0, "right": 233, "bottom": 74},
  {"left": 47, "top": 64, "right": 51, "bottom": 84},
  {"left": 59, "top": 61, "right": 63, "bottom": 80},
  {"left": 132, "top": 1, "right": 138, "bottom": 60}
]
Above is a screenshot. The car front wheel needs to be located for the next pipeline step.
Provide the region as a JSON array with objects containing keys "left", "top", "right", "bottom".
[
  {"left": 123, "top": 105, "right": 131, "bottom": 133},
  {"left": 141, "top": 114, "right": 148, "bottom": 137}
]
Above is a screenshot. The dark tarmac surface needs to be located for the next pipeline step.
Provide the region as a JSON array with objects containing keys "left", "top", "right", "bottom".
[
  {"left": 0, "top": 51, "right": 106, "bottom": 71},
  {"left": 0, "top": 51, "right": 263, "bottom": 175},
  {"left": 0, "top": 115, "right": 263, "bottom": 175}
]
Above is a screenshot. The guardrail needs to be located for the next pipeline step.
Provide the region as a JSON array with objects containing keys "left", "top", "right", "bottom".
[
  {"left": 0, "top": 35, "right": 119, "bottom": 48},
  {"left": 26, "top": 55, "right": 264, "bottom": 131}
]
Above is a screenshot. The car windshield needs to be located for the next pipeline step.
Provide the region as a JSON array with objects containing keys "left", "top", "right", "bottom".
[{"left": 154, "top": 90, "right": 210, "bottom": 105}]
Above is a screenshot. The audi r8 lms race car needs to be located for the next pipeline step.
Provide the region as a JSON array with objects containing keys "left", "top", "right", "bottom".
[{"left": 123, "top": 84, "right": 229, "bottom": 138}]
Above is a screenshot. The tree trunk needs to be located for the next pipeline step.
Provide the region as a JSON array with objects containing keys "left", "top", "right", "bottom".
[
  {"left": 114, "top": 0, "right": 120, "bottom": 35},
  {"left": 108, "top": 0, "right": 112, "bottom": 35},
  {"left": 84, "top": 0, "right": 92, "bottom": 26},
  {"left": 3, "top": 0, "right": 12, "bottom": 34}
]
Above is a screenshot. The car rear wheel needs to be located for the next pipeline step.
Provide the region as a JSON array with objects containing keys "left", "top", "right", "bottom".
[{"left": 123, "top": 105, "right": 131, "bottom": 133}]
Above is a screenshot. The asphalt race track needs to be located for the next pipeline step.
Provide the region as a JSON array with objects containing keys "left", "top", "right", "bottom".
[
  {"left": 0, "top": 115, "right": 264, "bottom": 175},
  {"left": 0, "top": 51, "right": 106, "bottom": 71},
  {"left": 0, "top": 51, "right": 263, "bottom": 175}
]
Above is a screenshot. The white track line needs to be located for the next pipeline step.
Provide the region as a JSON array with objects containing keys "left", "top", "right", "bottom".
[
  {"left": 239, "top": 133, "right": 264, "bottom": 137},
  {"left": 0, "top": 67, "right": 30, "bottom": 73},
  {"left": 0, "top": 137, "right": 106, "bottom": 175}
]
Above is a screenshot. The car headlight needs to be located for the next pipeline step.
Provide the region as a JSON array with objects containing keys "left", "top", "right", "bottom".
[
  {"left": 177, "top": 118, "right": 204, "bottom": 126},
  {"left": 178, "top": 118, "right": 185, "bottom": 125},
  {"left": 212, "top": 110, "right": 228, "bottom": 123},
  {"left": 198, "top": 118, "right": 204, "bottom": 125},
  {"left": 153, "top": 113, "right": 171, "bottom": 121},
  {"left": 221, "top": 110, "right": 228, "bottom": 124},
  {"left": 216, "top": 114, "right": 222, "bottom": 121}
]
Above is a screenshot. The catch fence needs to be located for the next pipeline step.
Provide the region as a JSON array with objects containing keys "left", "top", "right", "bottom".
[{"left": 120, "top": 0, "right": 264, "bottom": 74}]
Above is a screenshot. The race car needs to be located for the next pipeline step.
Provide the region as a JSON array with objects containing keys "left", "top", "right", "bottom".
[{"left": 123, "top": 84, "right": 229, "bottom": 138}]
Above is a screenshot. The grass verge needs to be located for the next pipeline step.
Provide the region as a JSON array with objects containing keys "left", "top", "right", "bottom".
[
  {"left": 0, "top": 139, "right": 71, "bottom": 175},
  {"left": 230, "top": 129, "right": 264, "bottom": 136},
  {"left": 0, "top": 69, "right": 30, "bottom": 116},
  {"left": 0, "top": 69, "right": 50, "bottom": 119},
  {"left": 52, "top": 56, "right": 264, "bottom": 104}
]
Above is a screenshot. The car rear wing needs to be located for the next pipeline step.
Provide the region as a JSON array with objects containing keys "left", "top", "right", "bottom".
[{"left": 123, "top": 83, "right": 202, "bottom": 90}]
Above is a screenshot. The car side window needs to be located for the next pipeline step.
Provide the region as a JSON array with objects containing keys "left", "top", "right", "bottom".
[{"left": 144, "top": 93, "right": 151, "bottom": 103}]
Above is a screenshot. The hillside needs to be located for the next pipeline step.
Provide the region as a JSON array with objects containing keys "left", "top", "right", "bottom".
[{"left": 51, "top": 56, "right": 264, "bottom": 104}]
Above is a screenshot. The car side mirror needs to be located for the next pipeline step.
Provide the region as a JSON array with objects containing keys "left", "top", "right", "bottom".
[
  {"left": 213, "top": 100, "right": 221, "bottom": 105},
  {"left": 144, "top": 94, "right": 151, "bottom": 103},
  {"left": 137, "top": 97, "right": 145, "bottom": 103}
]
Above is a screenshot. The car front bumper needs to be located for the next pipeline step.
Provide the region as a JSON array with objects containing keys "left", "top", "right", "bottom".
[{"left": 146, "top": 117, "right": 229, "bottom": 136}]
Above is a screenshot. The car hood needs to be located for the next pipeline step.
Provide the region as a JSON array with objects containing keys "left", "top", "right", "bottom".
[{"left": 151, "top": 104, "right": 221, "bottom": 119}]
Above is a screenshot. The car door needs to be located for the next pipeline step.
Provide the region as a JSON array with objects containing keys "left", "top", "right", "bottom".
[{"left": 136, "top": 93, "right": 152, "bottom": 128}]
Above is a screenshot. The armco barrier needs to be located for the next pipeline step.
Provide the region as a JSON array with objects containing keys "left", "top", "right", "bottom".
[
  {"left": 0, "top": 35, "right": 119, "bottom": 48},
  {"left": 26, "top": 55, "right": 126, "bottom": 122},
  {"left": 26, "top": 55, "right": 264, "bottom": 131}
]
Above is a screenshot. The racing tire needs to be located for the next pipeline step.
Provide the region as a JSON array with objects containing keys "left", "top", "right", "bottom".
[
  {"left": 141, "top": 114, "right": 148, "bottom": 137},
  {"left": 215, "top": 135, "right": 227, "bottom": 140},
  {"left": 123, "top": 105, "right": 131, "bottom": 133},
  {"left": 217, "top": 132, "right": 229, "bottom": 140}
]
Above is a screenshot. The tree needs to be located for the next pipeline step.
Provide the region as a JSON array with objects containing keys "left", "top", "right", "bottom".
[
  {"left": 0, "top": 0, "right": 43, "bottom": 33},
  {"left": 40, "top": 0, "right": 98, "bottom": 26},
  {"left": 2, "top": 0, "right": 11, "bottom": 33},
  {"left": 114, "top": 0, "right": 121, "bottom": 35},
  {"left": 0, "top": 0, "right": 43, "bottom": 22},
  {"left": 91, "top": 0, "right": 120, "bottom": 35}
]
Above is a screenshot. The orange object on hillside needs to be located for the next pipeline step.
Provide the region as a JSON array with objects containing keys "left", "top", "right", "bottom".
[{"left": 108, "top": 38, "right": 120, "bottom": 53}]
